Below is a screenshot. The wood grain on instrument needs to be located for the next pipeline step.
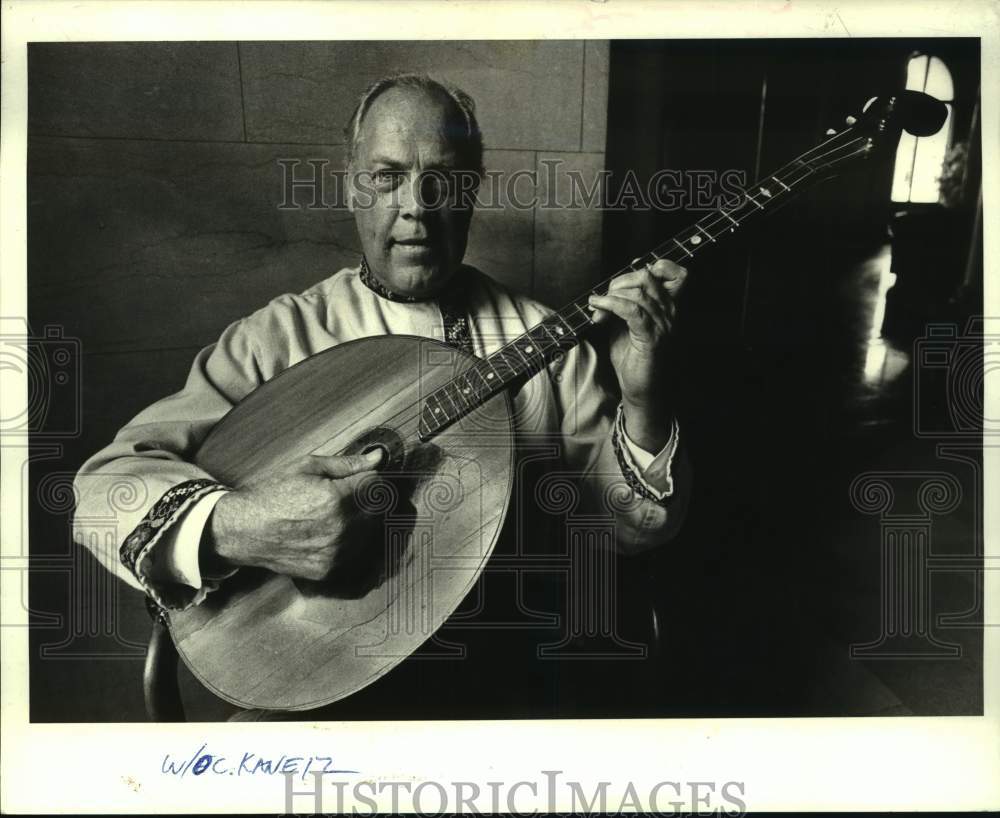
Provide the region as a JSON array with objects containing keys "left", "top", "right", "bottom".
[{"left": 171, "top": 335, "right": 514, "bottom": 710}]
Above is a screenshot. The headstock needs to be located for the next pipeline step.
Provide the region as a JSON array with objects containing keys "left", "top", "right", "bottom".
[
  {"left": 619, "top": 89, "right": 952, "bottom": 278},
  {"left": 808, "top": 90, "right": 949, "bottom": 178}
]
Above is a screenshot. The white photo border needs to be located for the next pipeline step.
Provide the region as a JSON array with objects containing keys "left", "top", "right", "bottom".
[{"left": 2, "top": 0, "right": 998, "bottom": 813}]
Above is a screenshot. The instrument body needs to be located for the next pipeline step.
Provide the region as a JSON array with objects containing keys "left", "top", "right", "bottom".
[{"left": 171, "top": 335, "right": 514, "bottom": 710}]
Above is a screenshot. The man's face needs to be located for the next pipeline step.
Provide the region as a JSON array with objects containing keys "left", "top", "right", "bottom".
[{"left": 349, "top": 87, "right": 476, "bottom": 299}]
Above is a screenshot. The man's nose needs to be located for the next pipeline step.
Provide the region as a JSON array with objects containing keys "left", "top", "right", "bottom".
[
  {"left": 398, "top": 172, "right": 446, "bottom": 219},
  {"left": 398, "top": 172, "right": 428, "bottom": 219}
]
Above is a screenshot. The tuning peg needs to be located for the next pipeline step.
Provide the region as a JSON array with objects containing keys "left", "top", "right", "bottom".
[
  {"left": 845, "top": 115, "right": 857, "bottom": 126},
  {"left": 826, "top": 128, "right": 837, "bottom": 135}
]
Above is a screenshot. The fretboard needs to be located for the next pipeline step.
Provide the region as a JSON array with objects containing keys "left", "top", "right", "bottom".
[{"left": 417, "top": 127, "right": 872, "bottom": 441}]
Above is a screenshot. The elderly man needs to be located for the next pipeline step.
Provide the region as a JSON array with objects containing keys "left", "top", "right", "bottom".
[{"left": 74, "top": 73, "right": 690, "bottom": 718}]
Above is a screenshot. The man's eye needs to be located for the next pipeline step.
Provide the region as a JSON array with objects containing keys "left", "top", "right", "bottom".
[{"left": 373, "top": 169, "right": 403, "bottom": 186}]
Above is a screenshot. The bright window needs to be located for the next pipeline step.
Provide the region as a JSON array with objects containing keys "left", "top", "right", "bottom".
[{"left": 890, "top": 54, "right": 954, "bottom": 204}]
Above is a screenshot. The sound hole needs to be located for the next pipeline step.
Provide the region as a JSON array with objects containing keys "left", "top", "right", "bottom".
[
  {"left": 293, "top": 428, "right": 444, "bottom": 599},
  {"left": 362, "top": 442, "right": 389, "bottom": 465},
  {"left": 342, "top": 426, "right": 406, "bottom": 472}
]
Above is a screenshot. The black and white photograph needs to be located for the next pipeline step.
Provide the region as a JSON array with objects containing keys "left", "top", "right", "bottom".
[{"left": 2, "top": 1, "right": 998, "bottom": 813}]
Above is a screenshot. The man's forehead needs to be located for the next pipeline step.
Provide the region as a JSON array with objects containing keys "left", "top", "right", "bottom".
[{"left": 355, "top": 86, "right": 464, "bottom": 162}]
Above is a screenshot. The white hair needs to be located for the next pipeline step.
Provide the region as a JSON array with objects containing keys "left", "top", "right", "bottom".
[{"left": 343, "top": 72, "right": 484, "bottom": 175}]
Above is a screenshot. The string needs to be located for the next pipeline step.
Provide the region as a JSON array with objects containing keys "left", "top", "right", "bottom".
[
  {"left": 479, "top": 134, "right": 872, "bottom": 369},
  {"left": 339, "top": 137, "right": 876, "bottom": 447},
  {"left": 358, "top": 139, "right": 877, "bottom": 446},
  {"left": 595, "top": 134, "right": 870, "bottom": 283}
]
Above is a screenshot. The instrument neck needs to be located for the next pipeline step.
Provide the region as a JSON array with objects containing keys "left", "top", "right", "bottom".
[{"left": 417, "top": 131, "right": 868, "bottom": 442}]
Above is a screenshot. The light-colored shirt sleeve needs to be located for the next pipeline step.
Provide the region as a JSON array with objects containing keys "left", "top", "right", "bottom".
[
  {"left": 618, "top": 411, "right": 681, "bottom": 501},
  {"left": 72, "top": 316, "right": 264, "bottom": 610},
  {"left": 547, "top": 337, "right": 691, "bottom": 555}
]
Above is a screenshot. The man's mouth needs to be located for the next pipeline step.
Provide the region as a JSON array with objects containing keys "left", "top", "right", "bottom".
[{"left": 392, "top": 238, "right": 437, "bottom": 258}]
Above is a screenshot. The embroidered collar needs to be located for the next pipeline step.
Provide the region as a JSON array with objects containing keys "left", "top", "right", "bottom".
[
  {"left": 358, "top": 256, "right": 473, "bottom": 307},
  {"left": 359, "top": 256, "right": 423, "bottom": 303},
  {"left": 357, "top": 256, "right": 475, "bottom": 356}
]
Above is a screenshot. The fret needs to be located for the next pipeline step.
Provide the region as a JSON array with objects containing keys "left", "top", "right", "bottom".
[
  {"left": 479, "top": 364, "right": 504, "bottom": 396},
  {"left": 720, "top": 209, "right": 740, "bottom": 228},
  {"left": 569, "top": 302, "right": 594, "bottom": 326},
  {"left": 552, "top": 326, "right": 576, "bottom": 351},
  {"left": 506, "top": 340, "right": 535, "bottom": 375},
  {"left": 418, "top": 411, "right": 432, "bottom": 439},
  {"left": 527, "top": 325, "right": 559, "bottom": 355},
  {"left": 554, "top": 313, "right": 577, "bottom": 337},
  {"left": 694, "top": 224, "right": 716, "bottom": 243},
  {"left": 421, "top": 394, "right": 448, "bottom": 439},
  {"left": 540, "top": 321, "right": 563, "bottom": 346},
  {"left": 489, "top": 348, "right": 523, "bottom": 380},
  {"left": 747, "top": 194, "right": 765, "bottom": 211},
  {"left": 425, "top": 394, "right": 446, "bottom": 423},
  {"left": 427, "top": 393, "right": 444, "bottom": 419},
  {"left": 483, "top": 364, "right": 506, "bottom": 393},
  {"left": 468, "top": 365, "right": 496, "bottom": 396},
  {"left": 515, "top": 342, "right": 544, "bottom": 373},
  {"left": 501, "top": 345, "right": 527, "bottom": 372},
  {"left": 455, "top": 373, "right": 479, "bottom": 402},
  {"left": 672, "top": 237, "right": 694, "bottom": 259},
  {"left": 558, "top": 315, "right": 588, "bottom": 336},
  {"left": 461, "top": 379, "right": 481, "bottom": 406},
  {"left": 438, "top": 387, "right": 461, "bottom": 418},
  {"left": 542, "top": 322, "right": 576, "bottom": 349},
  {"left": 482, "top": 357, "right": 504, "bottom": 385},
  {"left": 528, "top": 322, "right": 554, "bottom": 342},
  {"left": 509, "top": 343, "right": 533, "bottom": 369},
  {"left": 447, "top": 379, "right": 473, "bottom": 410},
  {"left": 772, "top": 175, "right": 791, "bottom": 192},
  {"left": 483, "top": 358, "right": 511, "bottom": 386},
  {"left": 472, "top": 369, "right": 492, "bottom": 394},
  {"left": 550, "top": 312, "right": 581, "bottom": 343}
]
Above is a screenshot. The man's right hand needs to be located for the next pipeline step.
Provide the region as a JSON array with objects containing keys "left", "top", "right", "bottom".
[{"left": 203, "top": 449, "right": 384, "bottom": 581}]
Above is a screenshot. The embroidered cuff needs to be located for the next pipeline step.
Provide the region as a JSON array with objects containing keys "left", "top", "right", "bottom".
[
  {"left": 120, "top": 479, "right": 230, "bottom": 611},
  {"left": 611, "top": 404, "right": 679, "bottom": 506},
  {"left": 163, "top": 490, "right": 233, "bottom": 588}
]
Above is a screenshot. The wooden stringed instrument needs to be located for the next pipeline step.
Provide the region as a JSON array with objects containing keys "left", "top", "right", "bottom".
[{"left": 168, "top": 90, "right": 947, "bottom": 710}]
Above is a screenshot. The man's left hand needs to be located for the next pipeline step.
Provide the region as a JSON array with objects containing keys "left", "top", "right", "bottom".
[{"left": 588, "top": 258, "right": 688, "bottom": 452}]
